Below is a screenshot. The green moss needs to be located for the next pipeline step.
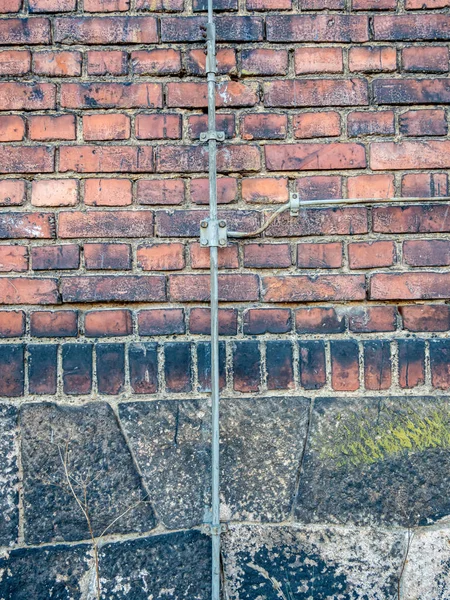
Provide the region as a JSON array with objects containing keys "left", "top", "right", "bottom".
[{"left": 319, "top": 404, "right": 450, "bottom": 468}]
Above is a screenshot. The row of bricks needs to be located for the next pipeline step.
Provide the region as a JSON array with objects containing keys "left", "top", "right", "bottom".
[
  {"left": 1, "top": 239, "right": 450, "bottom": 272},
  {"left": 3, "top": 78, "right": 450, "bottom": 112},
  {"left": 1, "top": 305, "right": 449, "bottom": 338},
  {"left": 0, "top": 0, "right": 447, "bottom": 14},
  {"left": 2, "top": 108, "right": 449, "bottom": 143},
  {"left": 1, "top": 271, "right": 450, "bottom": 303},
  {"left": 1, "top": 173, "right": 447, "bottom": 207},
  {"left": 1, "top": 337, "right": 449, "bottom": 397},
  {"left": 1, "top": 15, "right": 450, "bottom": 46},
  {"left": 1, "top": 46, "right": 449, "bottom": 78},
  {"left": 3, "top": 140, "right": 450, "bottom": 173}
]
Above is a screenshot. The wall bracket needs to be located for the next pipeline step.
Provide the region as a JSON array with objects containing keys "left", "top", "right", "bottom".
[
  {"left": 200, "top": 218, "right": 228, "bottom": 247},
  {"left": 200, "top": 131, "right": 226, "bottom": 142}
]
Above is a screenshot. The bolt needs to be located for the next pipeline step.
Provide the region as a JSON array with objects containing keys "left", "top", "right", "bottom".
[
  {"left": 219, "top": 220, "right": 226, "bottom": 228},
  {"left": 201, "top": 240, "right": 208, "bottom": 246},
  {"left": 201, "top": 220, "right": 208, "bottom": 228},
  {"left": 219, "top": 240, "right": 226, "bottom": 247}
]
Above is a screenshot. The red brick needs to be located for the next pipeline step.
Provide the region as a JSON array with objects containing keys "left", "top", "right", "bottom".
[
  {"left": 156, "top": 209, "right": 259, "bottom": 237},
  {"left": 0, "top": 146, "right": 54, "bottom": 174},
  {"left": 373, "top": 204, "right": 450, "bottom": 234},
  {"left": 0, "top": 213, "right": 54, "bottom": 239},
  {"left": 0, "top": 278, "right": 58, "bottom": 304},
  {"left": 265, "top": 79, "right": 367, "bottom": 107},
  {"left": 84, "top": 243, "right": 132, "bottom": 270},
  {"left": 247, "top": 0, "right": 291, "bottom": 7},
  {"left": 60, "top": 146, "right": 153, "bottom": 173},
  {"left": 169, "top": 274, "right": 259, "bottom": 301},
  {"left": 267, "top": 206, "right": 367, "bottom": 237},
  {"left": 54, "top": 17, "right": 158, "bottom": 44},
  {"left": 0, "top": 311, "right": 24, "bottom": 337},
  {"left": 0, "top": 0, "right": 22, "bottom": 11},
  {"left": 61, "top": 83, "right": 162, "bottom": 109},
  {"left": 194, "top": 0, "right": 237, "bottom": 11},
  {"left": 187, "top": 114, "right": 235, "bottom": 141},
  {"left": 295, "top": 176, "right": 343, "bottom": 201},
  {"left": 0, "top": 115, "right": 24, "bottom": 141},
  {"left": 137, "top": 179, "right": 185, "bottom": 205},
  {"left": 349, "top": 241, "right": 395, "bottom": 269},
  {"left": 347, "top": 111, "right": 395, "bottom": 136},
  {"left": 136, "top": 0, "right": 183, "bottom": 9},
  {"left": 85, "top": 310, "right": 132, "bottom": 337},
  {"left": 265, "top": 143, "right": 366, "bottom": 171},
  {"left": 0, "top": 18, "right": 50, "bottom": 43},
  {"left": 331, "top": 340, "right": 360, "bottom": 391},
  {"left": 0, "top": 246, "right": 27, "bottom": 272},
  {"left": 242, "top": 177, "right": 289, "bottom": 204},
  {"left": 135, "top": 114, "right": 181, "bottom": 140},
  {"left": 403, "top": 46, "right": 449, "bottom": 73},
  {"left": 131, "top": 49, "right": 181, "bottom": 74},
  {"left": 430, "top": 340, "right": 450, "bottom": 390},
  {"left": 301, "top": 0, "right": 344, "bottom": 7},
  {"left": 156, "top": 145, "right": 260, "bottom": 173},
  {"left": 30, "top": 310, "right": 77, "bottom": 337},
  {"left": 83, "top": 114, "right": 130, "bottom": 141},
  {"left": 31, "top": 180, "right": 78, "bottom": 207},
  {"left": 190, "top": 177, "right": 238, "bottom": 205},
  {"left": 349, "top": 306, "right": 397, "bottom": 333},
  {"left": 31, "top": 244, "right": 79, "bottom": 270},
  {"left": 353, "top": 0, "right": 395, "bottom": 8},
  {"left": 166, "top": 81, "right": 258, "bottom": 108},
  {"left": 406, "top": 0, "right": 449, "bottom": 6},
  {"left": 0, "top": 181, "right": 25, "bottom": 206},
  {"left": 29, "top": 0, "right": 75, "bottom": 10},
  {"left": 373, "top": 15, "right": 450, "bottom": 41},
  {"left": 61, "top": 275, "right": 165, "bottom": 302},
  {"left": 189, "top": 307, "right": 237, "bottom": 335},
  {"left": 293, "top": 112, "right": 341, "bottom": 139},
  {"left": 267, "top": 15, "right": 368, "bottom": 42},
  {"left": 33, "top": 51, "right": 81, "bottom": 76},
  {"left": 347, "top": 174, "right": 394, "bottom": 199},
  {"left": 262, "top": 275, "right": 365, "bottom": 302},
  {"left": 241, "top": 114, "right": 287, "bottom": 140},
  {"left": 0, "top": 82, "right": 55, "bottom": 110},
  {"left": 84, "top": 0, "right": 129, "bottom": 10},
  {"left": 0, "top": 50, "right": 30, "bottom": 75},
  {"left": 399, "top": 109, "right": 447, "bottom": 137},
  {"left": 403, "top": 240, "right": 450, "bottom": 267},
  {"left": 185, "top": 48, "right": 236, "bottom": 76},
  {"left": 349, "top": 47, "right": 396, "bottom": 72},
  {"left": 297, "top": 242, "right": 343, "bottom": 269},
  {"left": 190, "top": 243, "right": 239, "bottom": 269},
  {"left": 296, "top": 307, "right": 344, "bottom": 334},
  {"left": 402, "top": 173, "right": 448, "bottom": 198},
  {"left": 59, "top": 211, "right": 153, "bottom": 238},
  {"left": 243, "top": 308, "right": 291, "bottom": 335},
  {"left": 243, "top": 243, "right": 291, "bottom": 268},
  {"left": 161, "top": 16, "right": 263, "bottom": 43},
  {"left": 364, "top": 341, "right": 391, "bottom": 390},
  {"left": 371, "top": 141, "right": 450, "bottom": 170},
  {"left": 294, "top": 48, "right": 343, "bottom": 74},
  {"left": 84, "top": 179, "right": 132, "bottom": 207},
  {"left": 139, "top": 308, "right": 185, "bottom": 336},
  {"left": 241, "top": 48, "right": 288, "bottom": 76},
  {"left": 370, "top": 273, "right": 450, "bottom": 300},
  {"left": 87, "top": 51, "right": 127, "bottom": 76},
  {"left": 28, "top": 115, "right": 76, "bottom": 141},
  {"left": 138, "top": 243, "right": 185, "bottom": 271},
  {"left": 400, "top": 305, "right": 450, "bottom": 332},
  {"left": 398, "top": 339, "right": 425, "bottom": 389},
  {"left": 374, "top": 79, "right": 450, "bottom": 105}
]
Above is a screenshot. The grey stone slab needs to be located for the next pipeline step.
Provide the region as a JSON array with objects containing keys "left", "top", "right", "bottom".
[
  {"left": 0, "top": 404, "right": 19, "bottom": 547},
  {"left": 295, "top": 396, "right": 450, "bottom": 527},
  {"left": 0, "top": 544, "right": 92, "bottom": 600},
  {"left": 119, "top": 396, "right": 310, "bottom": 529},
  {"left": 20, "top": 402, "right": 156, "bottom": 544},
  {"left": 222, "top": 524, "right": 406, "bottom": 600},
  {"left": 98, "top": 530, "right": 211, "bottom": 599}
]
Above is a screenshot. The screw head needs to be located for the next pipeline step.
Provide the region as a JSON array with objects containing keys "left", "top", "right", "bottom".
[
  {"left": 201, "top": 240, "right": 208, "bottom": 246},
  {"left": 292, "top": 194, "right": 298, "bottom": 200},
  {"left": 219, "top": 240, "right": 227, "bottom": 247},
  {"left": 219, "top": 220, "right": 226, "bottom": 228},
  {"left": 200, "top": 220, "right": 208, "bottom": 228}
]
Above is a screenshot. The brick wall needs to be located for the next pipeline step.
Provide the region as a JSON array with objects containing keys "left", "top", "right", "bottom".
[{"left": 1, "top": 0, "right": 450, "bottom": 597}]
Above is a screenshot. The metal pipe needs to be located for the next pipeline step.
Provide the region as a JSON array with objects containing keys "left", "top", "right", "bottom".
[{"left": 205, "top": 1, "right": 221, "bottom": 598}]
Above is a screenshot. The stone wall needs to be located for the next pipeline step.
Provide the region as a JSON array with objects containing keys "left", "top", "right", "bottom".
[{"left": 0, "top": 0, "right": 450, "bottom": 596}]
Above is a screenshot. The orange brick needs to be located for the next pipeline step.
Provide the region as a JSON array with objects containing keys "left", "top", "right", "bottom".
[
  {"left": 33, "top": 51, "right": 81, "bottom": 76},
  {"left": 0, "top": 50, "right": 30, "bottom": 75},
  {"left": 85, "top": 310, "right": 132, "bottom": 337},
  {"left": 137, "top": 243, "right": 185, "bottom": 271},
  {"left": 28, "top": 114, "right": 76, "bottom": 141},
  {"left": 83, "top": 114, "right": 130, "bottom": 141},
  {"left": 87, "top": 51, "right": 127, "bottom": 75},
  {"left": 0, "top": 180, "right": 26, "bottom": 206},
  {"left": 293, "top": 112, "right": 341, "bottom": 139},
  {"left": 135, "top": 114, "right": 181, "bottom": 140},
  {"left": 295, "top": 48, "right": 343, "bottom": 74},
  {"left": 137, "top": 179, "right": 185, "bottom": 205},
  {"left": 0, "top": 246, "right": 28, "bottom": 272},
  {"left": 84, "top": 0, "right": 130, "bottom": 11},
  {"left": 0, "top": 115, "right": 24, "bottom": 141},
  {"left": 190, "top": 242, "right": 239, "bottom": 269},
  {"left": 0, "top": 310, "right": 24, "bottom": 337},
  {"left": 242, "top": 177, "right": 289, "bottom": 204},
  {"left": 131, "top": 49, "right": 181, "bottom": 75},
  {"left": 31, "top": 179, "right": 78, "bottom": 207},
  {"left": 349, "top": 47, "right": 396, "bottom": 72},
  {"left": 84, "top": 179, "right": 132, "bottom": 207},
  {"left": 349, "top": 241, "right": 396, "bottom": 269},
  {"left": 347, "top": 174, "right": 394, "bottom": 199}
]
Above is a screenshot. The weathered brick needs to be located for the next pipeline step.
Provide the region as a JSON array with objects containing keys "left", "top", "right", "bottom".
[
  {"left": 373, "top": 204, "right": 450, "bottom": 233},
  {"left": 349, "top": 241, "right": 395, "bottom": 269},
  {"left": 402, "top": 173, "right": 448, "bottom": 198},
  {"left": 295, "top": 176, "right": 343, "bottom": 202},
  {"left": 84, "top": 179, "right": 132, "bottom": 207},
  {"left": 244, "top": 243, "right": 291, "bottom": 268},
  {"left": 156, "top": 145, "right": 260, "bottom": 173},
  {"left": 165, "top": 342, "right": 191, "bottom": 393},
  {"left": 59, "top": 211, "right": 153, "bottom": 238},
  {"left": 83, "top": 114, "right": 130, "bottom": 141},
  {"left": 85, "top": 0, "right": 130, "bottom": 11},
  {"left": 371, "top": 141, "right": 450, "bottom": 170},
  {"left": 28, "top": 115, "right": 76, "bottom": 141},
  {"left": 96, "top": 344, "right": 125, "bottom": 395},
  {"left": 84, "top": 243, "right": 131, "bottom": 270},
  {"left": 405, "top": 0, "right": 449, "bottom": 7},
  {"left": 62, "top": 343, "right": 93, "bottom": 395},
  {"left": 30, "top": 310, "right": 77, "bottom": 337},
  {"left": 0, "top": 18, "right": 50, "bottom": 44},
  {"left": 87, "top": 50, "right": 127, "bottom": 75},
  {"left": 138, "top": 243, "right": 185, "bottom": 271},
  {"left": 33, "top": 51, "right": 81, "bottom": 76},
  {"left": 243, "top": 308, "right": 291, "bottom": 335},
  {"left": 398, "top": 339, "right": 425, "bottom": 388},
  {"left": 139, "top": 308, "right": 185, "bottom": 336},
  {"left": 297, "top": 242, "right": 343, "bottom": 269},
  {"left": 136, "top": 0, "right": 183, "bottom": 9},
  {"left": 0, "top": 278, "right": 58, "bottom": 304},
  {"left": 241, "top": 49, "right": 288, "bottom": 76},
  {"left": 189, "top": 308, "right": 237, "bottom": 335},
  {"left": 136, "top": 114, "right": 181, "bottom": 140},
  {"left": 403, "top": 46, "right": 449, "bottom": 73},
  {"left": 137, "top": 179, "right": 185, "bottom": 205},
  {"left": 266, "top": 15, "right": 368, "bottom": 42},
  {"left": 349, "top": 47, "right": 396, "bottom": 72},
  {"left": 400, "top": 305, "right": 450, "bottom": 332},
  {"left": 0, "top": 0, "right": 22, "bottom": 12},
  {"left": 294, "top": 48, "right": 343, "bottom": 74},
  {"left": 262, "top": 275, "right": 365, "bottom": 302},
  {"left": 85, "top": 309, "right": 132, "bottom": 337},
  {"left": 61, "top": 83, "right": 162, "bottom": 109},
  {"left": 241, "top": 114, "right": 287, "bottom": 140},
  {"left": 131, "top": 49, "right": 181, "bottom": 74},
  {"left": 242, "top": 177, "right": 288, "bottom": 204},
  {"left": 0, "top": 147, "right": 54, "bottom": 174},
  {"left": 0, "top": 344, "right": 24, "bottom": 396},
  {"left": 364, "top": 341, "right": 391, "bottom": 390},
  {"left": 185, "top": 48, "right": 236, "bottom": 76},
  {"left": 161, "top": 16, "right": 264, "bottom": 42},
  {"left": 129, "top": 343, "right": 158, "bottom": 394},
  {"left": 190, "top": 242, "right": 238, "bottom": 269},
  {"left": 266, "top": 341, "right": 294, "bottom": 390},
  {"left": 233, "top": 341, "right": 260, "bottom": 393},
  {"left": 191, "top": 178, "right": 237, "bottom": 204},
  {"left": 373, "top": 79, "right": 450, "bottom": 106},
  {"left": 31, "top": 244, "right": 80, "bottom": 270},
  {"left": 0, "top": 213, "right": 53, "bottom": 239},
  {"left": 0, "top": 50, "right": 30, "bottom": 75},
  {"left": 31, "top": 180, "right": 78, "bottom": 207},
  {"left": 29, "top": 0, "right": 75, "bottom": 11},
  {"left": 349, "top": 306, "right": 397, "bottom": 333},
  {"left": 166, "top": 81, "right": 258, "bottom": 109},
  {"left": 296, "top": 307, "right": 344, "bottom": 334},
  {"left": 264, "top": 79, "right": 368, "bottom": 107},
  {"left": 194, "top": 0, "right": 236, "bottom": 9},
  {"left": 61, "top": 275, "right": 165, "bottom": 302},
  {"left": 331, "top": 340, "right": 360, "bottom": 391},
  {"left": 247, "top": 0, "right": 291, "bottom": 7},
  {"left": 28, "top": 344, "right": 57, "bottom": 395},
  {"left": 156, "top": 209, "right": 259, "bottom": 237},
  {"left": 404, "top": 240, "right": 450, "bottom": 267},
  {"left": 266, "top": 206, "right": 367, "bottom": 237},
  {"left": 293, "top": 112, "right": 341, "bottom": 139},
  {"left": 60, "top": 146, "right": 153, "bottom": 174},
  {"left": 0, "top": 82, "right": 54, "bottom": 111},
  {"left": 399, "top": 110, "right": 447, "bottom": 137},
  {"left": 187, "top": 114, "right": 235, "bottom": 141},
  {"left": 0, "top": 245, "right": 28, "bottom": 272},
  {"left": 197, "top": 341, "right": 226, "bottom": 393},
  {"left": 54, "top": 17, "right": 158, "bottom": 44},
  {"left": 298, "top": 340, "right": 326, "bottom": 389},
  {"left": 0, "top": 115, "right": 24, "bottom": 141},
  {"left": 0, "top": 310, "right": 24, "bottom": 337},
  {"left": 0, "top": 181, "right": 25, "bottom": 206},
  {"left": 347, "top": 111, "right": 395, "bottom": 137},
  {"left": 169, "top": 274, "right": 259, "bottom": 302},
  {"left": 373, "top": 15, "right": 450, "bottom": 41},
  {"left": 370, "top": 273, "right": 450, "bottom": 300},
  {"left": 265, "top": 143, "right": 366, "bottom": 171},
  {"left": 347, "top": 174, "right": 394, "bottom": 199}
]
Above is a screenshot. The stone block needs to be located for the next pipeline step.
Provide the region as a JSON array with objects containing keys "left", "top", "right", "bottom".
[{"left": 0, "top": 404, "right": 18, "bottom": 546}]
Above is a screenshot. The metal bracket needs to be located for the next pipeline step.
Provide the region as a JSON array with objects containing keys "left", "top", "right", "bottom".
[
  {"left": 289, "top": 192, "right": 300, "bottom": 217},
  {"left": 200, "top": 131, "right": 226, "bottom": 143},
  {"left": 202, "top": 522, "right": 228, "bottom": 536},
  {"left": 200, "top": 218, "right": 228, "bottom": 247}
]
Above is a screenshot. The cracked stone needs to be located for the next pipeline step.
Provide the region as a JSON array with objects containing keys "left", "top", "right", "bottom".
[
  {"left": 222, "top": 524, "right": 405, "bottom": 599},
  {"left": 295, "top": 396, "right": 450, "bottom": 526},
  {"left": 20, "top": 401, "right": 156, "bottom": 544},
  {"left": 0, "top": 544, "right": 92, "bottom": 599},
  {"left": 98, "top": 530, "right": 211, "bottom": 599},
  {"left": 0, "top": 404, "right": 19, "bottom": 547},
  {"left": 119, "top": 396, "right": 310, "bottom": 528}
]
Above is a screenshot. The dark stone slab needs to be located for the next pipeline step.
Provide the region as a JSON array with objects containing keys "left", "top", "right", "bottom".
[
  {"left": 21, "top": 402, "right": 156, "bottom": 544},
  {"left": 0, "top": 544, "right": 92, "bottom": 600},
  {"left": 222, "top": 524, "right": 405, "bottom": 600},
  {"left": 295, "top": 396, "right": 450, "bottom": 527},
  {"left": 0, "top": 404, "right": 19, "bottom": 546},
  {"left": 119, "top": 396, "right": 310, "bottom": 528},
  {"left": 99, "top": 530, "right": 211, "bottom": 599}
]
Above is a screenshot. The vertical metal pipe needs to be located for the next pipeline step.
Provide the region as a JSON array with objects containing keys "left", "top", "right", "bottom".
[{"left": 206, "top": 1, "right": 221, "bottom": 598}]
